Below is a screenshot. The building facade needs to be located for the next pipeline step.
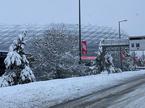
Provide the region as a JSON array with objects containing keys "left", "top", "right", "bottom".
[{"left": 129, "top": 36, "right": 145, "bottom": 51}]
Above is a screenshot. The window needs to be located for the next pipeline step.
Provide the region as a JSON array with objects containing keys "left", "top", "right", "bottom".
[
  {"left": 131, "top": 43, "right": 134, "bottom": 47},
  {"left": 136, "top": 43, "right": 140, "bottom": 47}
]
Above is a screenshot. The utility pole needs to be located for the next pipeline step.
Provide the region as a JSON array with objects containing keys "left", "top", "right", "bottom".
[{"left": 79, "top": 0, "right": 82, "bottom": 64}]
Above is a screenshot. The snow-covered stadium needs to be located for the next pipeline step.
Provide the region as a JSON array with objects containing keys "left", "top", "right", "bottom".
[
  {"left": 0, "top": 24, "right": 129, "bottom": 79},
  {"left": 0, "top": 24, "right": 128, "bottom": 54}
]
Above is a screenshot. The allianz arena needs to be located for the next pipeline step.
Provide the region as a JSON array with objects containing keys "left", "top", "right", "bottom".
[{"left": 0, "top": 24, "right": 128, "bottom": 56}]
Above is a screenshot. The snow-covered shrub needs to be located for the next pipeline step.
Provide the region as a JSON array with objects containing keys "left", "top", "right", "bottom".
[
  {"left": 86, "top": 65, "right": 99, "bottom": 75},
  {"left": 0, "top": 32, "right": 35, "bottom": 87},
  {"left": 28, "top": 24, "right": 90, "bottom": 80}
]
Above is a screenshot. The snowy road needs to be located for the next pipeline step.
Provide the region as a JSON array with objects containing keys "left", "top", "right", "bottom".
[
  {"left": 51, "top": 75, "right": 145, "bottom": 108},
  {"left": 1, "top": 71, "right": 145, "bottom": 108}
]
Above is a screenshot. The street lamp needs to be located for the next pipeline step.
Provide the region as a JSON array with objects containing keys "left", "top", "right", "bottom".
[
  {"left": 119, "top": 20, "right": 127, "bottom": 39},
  {"left": 79, "top": 0, "right": 82, "bottom": 64},
  {"left": 118, "top": 19, "right": 127, "bottom": 69}
]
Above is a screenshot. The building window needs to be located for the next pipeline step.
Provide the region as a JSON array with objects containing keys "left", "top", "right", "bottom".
[
  {"left": 136, "top": 43, "right": 140, "bottom": 47},
  {"left": 131, "top": 43, "right": 134, "bottom": 47}
]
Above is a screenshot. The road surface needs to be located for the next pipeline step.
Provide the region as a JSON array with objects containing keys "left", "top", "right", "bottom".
[{"left": 50, "top": 74, "right": 145, "bottom": 108}]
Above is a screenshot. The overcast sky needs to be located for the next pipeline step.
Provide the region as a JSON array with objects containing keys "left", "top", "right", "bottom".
[{"left": 0, "top": 0, "right": 144, "bottom": 35}]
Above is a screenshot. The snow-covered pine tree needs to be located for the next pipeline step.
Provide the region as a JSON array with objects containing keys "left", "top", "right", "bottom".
[
  {"left": 104, "top": 53, "right": 115, "bottom": 74},
  {"left": 95, "top": 39, "right": 104, "bottom": 73},
  {"left": 0, "top": 32, "right": 35, "bottom": 87}
]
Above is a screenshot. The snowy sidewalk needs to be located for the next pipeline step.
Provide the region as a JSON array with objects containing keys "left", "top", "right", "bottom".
[{"left": 0, "top": 70, "right": 145, "bottom": 108}]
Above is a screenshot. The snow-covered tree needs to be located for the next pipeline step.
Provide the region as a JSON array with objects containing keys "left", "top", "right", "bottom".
[
  {"left": 122, "top": 50, "right": 135, "bottom": 71},
  {"left": 95, "top": 39, "right": 104, "bottom": 73},
  {"left": 0, "top": 32, "right": 35, "bottom": 87},
  {"left": 28, "top": 24, "right": 89, "bottom": 80},
  {"left": 104, "top": 53, "right": 115, "bottom": 74}
]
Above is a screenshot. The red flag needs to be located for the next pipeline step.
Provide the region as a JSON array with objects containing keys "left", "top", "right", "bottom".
[{"left": 81, "top": 40, "right": 87, "bottom": 55}]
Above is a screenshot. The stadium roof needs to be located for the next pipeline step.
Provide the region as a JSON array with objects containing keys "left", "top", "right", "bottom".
[{"left": 0, "top": 24, "right": 128, "bottom": 55}]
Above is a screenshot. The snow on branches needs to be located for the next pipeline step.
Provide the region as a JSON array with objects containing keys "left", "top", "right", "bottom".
[
  {"left": 0, "top": 32, "right": 35, "bottom": 87},
  {"left": 95, "top": 39, "right": 104, "bottom": 73},
  {"left": 104, "top": 53, "right": 115, "bottom": 74},
  {"left": 4, "top": 51, "right": 22, "bottom": 68},
  {"left": 98, "top": 38, "right": 103, "bottom": 55},
  {"left": 20, "top": 66, "right": 35, "bottom": 82}
]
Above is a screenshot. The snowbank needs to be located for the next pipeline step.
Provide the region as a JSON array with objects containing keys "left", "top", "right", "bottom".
[{"left": 0, "top": 70, "right": 145, "bottom": 108}]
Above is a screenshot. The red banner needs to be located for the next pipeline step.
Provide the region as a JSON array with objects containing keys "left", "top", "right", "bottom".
[{"left": 81, "top": 40, "right": 87, "bottom": 55}]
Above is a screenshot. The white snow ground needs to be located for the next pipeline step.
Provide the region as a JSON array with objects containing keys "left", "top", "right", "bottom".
[{"left": 0, "top": 70, "right": 145, "bottom": 108}]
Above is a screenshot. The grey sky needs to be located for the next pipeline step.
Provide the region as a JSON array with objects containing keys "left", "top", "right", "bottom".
[{"left": 0, "top": 0, "right": 144, "bottom": 35}]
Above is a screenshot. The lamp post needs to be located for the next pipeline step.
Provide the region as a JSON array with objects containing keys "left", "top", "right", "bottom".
[
  {"left": 79, "top": 0, "right": 82, "bottom": 64},
  {"left": 119, "top": 20, "right": 127, "bottom": 38},
  {"left": 118, "top": 19, "right": 127, "bottom": 69}
]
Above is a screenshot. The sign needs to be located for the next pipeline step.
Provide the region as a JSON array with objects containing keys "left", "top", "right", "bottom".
[{"left": 81, "top": 40, "right": 87, "bottom": 55}]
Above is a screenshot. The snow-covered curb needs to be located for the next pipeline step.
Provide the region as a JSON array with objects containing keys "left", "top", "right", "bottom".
[{"left": 0, "top": 70, "right": 145, "bottom": 108}]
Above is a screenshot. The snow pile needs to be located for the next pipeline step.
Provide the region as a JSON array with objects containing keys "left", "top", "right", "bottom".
[{"left": 0, "top": 71, "right": 145, "bottom": 108}]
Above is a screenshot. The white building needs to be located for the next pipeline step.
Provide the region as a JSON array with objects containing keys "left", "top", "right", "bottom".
[{"left": 129, "top": 36, "right": 145, "bottom": 51}]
